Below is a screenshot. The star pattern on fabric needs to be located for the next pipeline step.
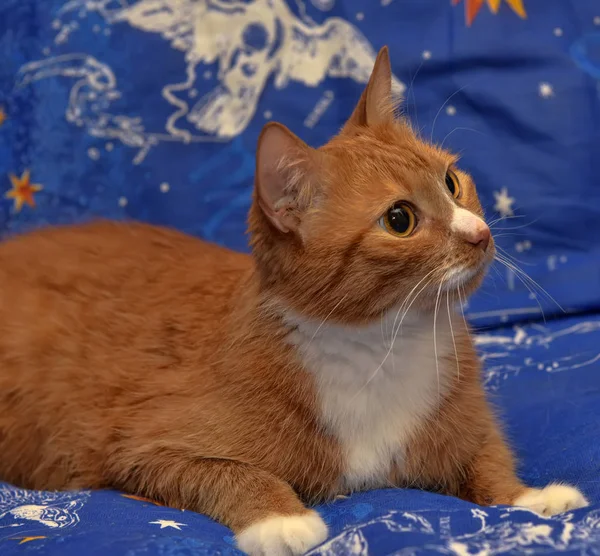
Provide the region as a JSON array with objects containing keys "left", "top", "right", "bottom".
[
  {"left": 538, "top": 82, "right": 554, "bottom": 98},
  {"left": 493, "top": 187, "right": 515, "bottom": 217},
  {"left": 149, "top": 519, "right": 187, "bottom": 530},
  {"left": 4, "top": 170, "right": 43, "bottom": 212},
  {"left": 452, "top": 0, "right": 527, "bottom": 26},
  {"left": 14, "top": 536, "right": 47, "bottom": 544}
]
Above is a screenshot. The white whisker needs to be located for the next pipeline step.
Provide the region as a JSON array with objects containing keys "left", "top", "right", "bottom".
[
  {"left": 491, "top": 232, "right": 528, "bottom": 240},
  {"left": 391, "top": 268, "right": 438, "bottom": 339},
  {"left": 494, "top": 256, "right": 547, "bottom": 322},
  {"left": 441, "top": 127, "right": 487, "bottom": 150},
  {"left": 307, "top": 293, "right": 349, "bottom": 345},
  {"left": 495, "top": 245, "right": 534, "bottom": 267},
  {"left": 431, "top": 82, "right": 473, "bottom": 142},
  {"left": 487, "top": 214, "right": 526, "bottom": 228},
  {"left": 405, "top": 59, "right": 424, "bottom": 133},
  {"left": 433, "top": 276, "right": 445, "bottom": 400},
  {"left": 447, "top": 290, "right": 460, "bottom": 381},
  {"left": 489, "top": 216, "right": 541, "bottom": 232},
  {"left": 495, "top": 253, "right": 565, "bottom": 314},
  {"left": 458, "top": 284, "right": 470, "bottom": 334},
  {"left": 351, "top": 275, "right": 435, "bottom": 402}
]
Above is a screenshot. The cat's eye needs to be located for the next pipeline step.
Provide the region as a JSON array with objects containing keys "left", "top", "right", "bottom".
[
  {"left": 445, "top": 169, "right": 461, "bottom": 199},
  {"left": 379, "top": 202, "right": 416, "bottom": 238}
]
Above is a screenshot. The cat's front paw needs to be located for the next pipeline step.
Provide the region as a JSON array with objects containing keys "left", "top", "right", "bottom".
[
  {"left": 513, "top": 484, "right": 589, "bottom": 516},
  {"left": 237, "top": 511, "right": 328, "bottom": 556}
]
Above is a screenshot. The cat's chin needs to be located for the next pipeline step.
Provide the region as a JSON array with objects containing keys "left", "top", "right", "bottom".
[{"left": 443, "top": 260, "right": 490, "bottom": 296}]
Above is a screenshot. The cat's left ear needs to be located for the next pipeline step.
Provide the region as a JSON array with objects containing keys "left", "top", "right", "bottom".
[
  {"left": 255, "top": 122, "right": 320, "bottom": 234},
  {"left": 342, "top": 46, "right": 396, "bottom": 130}
]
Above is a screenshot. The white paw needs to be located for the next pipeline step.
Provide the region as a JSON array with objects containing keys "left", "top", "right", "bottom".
[
  {"left": 513, "top": 484, "right": 589, "bottom": 516},
  {"left": 237, "top": 511, "right": 328, "bottom": 556}
]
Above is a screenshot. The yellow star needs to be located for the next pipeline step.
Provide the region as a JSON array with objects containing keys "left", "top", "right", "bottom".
[
  {"left": 5, "top": 169, "right": 43, "bottom": 212},
  {"left": 487, "top": 0, "right": 502, "bottom": 12},
  {"left": 0, "top": 107, "right": 6, "bottom": 127},
  {"left": 15, "top": 536, "right": 47, "bottom": 544},
  {"left": 503, "top": 0, "right": 526, "bottom": 18},
  {"left": 452, "top": 0, "right": 526, "bottom": 26}
]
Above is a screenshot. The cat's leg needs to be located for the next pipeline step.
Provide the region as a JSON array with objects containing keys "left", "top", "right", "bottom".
[
  {"left": 113, "top": 455, "right": 328, "bottom": 556},
  {"left": 462, "top": 425, "right": 588, "bottom": 516}
]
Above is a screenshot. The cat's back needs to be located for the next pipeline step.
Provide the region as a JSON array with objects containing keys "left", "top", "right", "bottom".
[
  {"left": 0, "top": 220, "right": 252, "bottom": 383},
  {"left": 0, "top": 219, "right": 250, "bottom": 298},
  {"left": 0, "top": 220, "right": 249, "bottom": 285}
]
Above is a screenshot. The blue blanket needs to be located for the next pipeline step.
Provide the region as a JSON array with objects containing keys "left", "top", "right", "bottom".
[{"left": 0, "top": 1, "right": 598, "bottom": 554}]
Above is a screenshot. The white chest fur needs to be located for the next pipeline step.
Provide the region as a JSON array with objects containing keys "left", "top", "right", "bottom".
[{"left": 285, "top": 309, "right": 456, "bottom": 490}]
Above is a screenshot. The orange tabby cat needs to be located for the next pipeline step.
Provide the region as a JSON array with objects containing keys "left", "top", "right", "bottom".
[{"left": 0, "top": 47, "right": 587, "bottom": 555}]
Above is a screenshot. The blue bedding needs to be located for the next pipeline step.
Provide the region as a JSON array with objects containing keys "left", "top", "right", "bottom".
[{"left": 0, "top": 1, "right": 598, "bottom": 554}]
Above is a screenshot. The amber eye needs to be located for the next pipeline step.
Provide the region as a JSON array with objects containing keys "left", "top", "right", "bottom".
[
  {"left": 379, "top": 202, "right": 416, "bottom": 237},
  {"left": 445, "top": 169, "right": 461, "bottom": 199}
]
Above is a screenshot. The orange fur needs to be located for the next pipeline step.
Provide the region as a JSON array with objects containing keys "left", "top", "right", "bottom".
[{"left": 0, "top": 47, "right": 585, "bottom": 554}]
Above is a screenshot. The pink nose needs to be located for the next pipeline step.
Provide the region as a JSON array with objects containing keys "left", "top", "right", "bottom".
[{"left": 466, "top": 221, "right": 491, "bottom": 251}]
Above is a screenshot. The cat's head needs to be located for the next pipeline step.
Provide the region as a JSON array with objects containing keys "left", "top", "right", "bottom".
[{"left": 248, "top": 47, "right": 494, "bottom": 323}]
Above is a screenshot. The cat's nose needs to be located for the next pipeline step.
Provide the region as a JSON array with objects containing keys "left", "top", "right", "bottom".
[
  {"left": 466, "top": 221, "right": 491, "bottom": 251},
  {"left": 451, "top": 208, "right": 491, "bottom": 251}
]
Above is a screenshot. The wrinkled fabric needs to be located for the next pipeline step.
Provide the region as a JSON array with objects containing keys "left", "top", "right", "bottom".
[{"left": 0, "top": 1, "right": 598, "bottom": 554}]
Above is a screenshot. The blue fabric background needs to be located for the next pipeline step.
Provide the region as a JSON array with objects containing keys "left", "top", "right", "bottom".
[{"left": 0, "top": 1, "right": 598, "bottom": 554}]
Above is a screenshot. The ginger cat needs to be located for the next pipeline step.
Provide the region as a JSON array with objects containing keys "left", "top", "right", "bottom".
[{"left": 0, "top": 47, "right": 588, "bottom": 555}]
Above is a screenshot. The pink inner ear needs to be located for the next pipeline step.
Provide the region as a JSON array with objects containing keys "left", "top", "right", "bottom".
[
  {"left": 255, "top": 123, "right": 310, "bottom": 233},
  {"left": 257, "top": 125, "right": 289, "bottom": 211}
]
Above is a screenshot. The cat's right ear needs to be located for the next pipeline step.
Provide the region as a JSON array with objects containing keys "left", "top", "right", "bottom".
[
  {"left": 342, "top": 46, "right": 396, "bottom": 131},
  {"left": 255, "top": 122, "right": 319, "bottom": 234}
]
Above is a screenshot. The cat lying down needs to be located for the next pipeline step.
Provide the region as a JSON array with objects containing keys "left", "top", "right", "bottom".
[{"left": 0, "top": 47, "right": 588, "bottom": 555}]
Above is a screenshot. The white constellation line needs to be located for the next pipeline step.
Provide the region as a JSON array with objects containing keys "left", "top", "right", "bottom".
[{"left": 468, "top": 307, "right": 542, "bottom": 320}]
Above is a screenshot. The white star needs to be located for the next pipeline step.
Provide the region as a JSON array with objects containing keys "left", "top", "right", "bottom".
[
  {"left": 118, "top": 196, "right": 128, "bottom": 207},
  {"left": 422, "top": 50, "right": 432, "bottom": 60},
  {"left": 149, "top": 519, "right": 187, "bottom": 530},
  {"left": 539, "top": 82, "right": 554, "bottom": 98},
  {"left": 553, "top": 27, "right": 563, "bottom": 37},
  {"left": 160, "top": 182, "right": 170, "bottom": 193},
  {"left": 493, "top": 187, "right": 515, "bottom": 217},
  {"left": 594, "top": 16, "right": 600, "bottom": 25},
  {"left": 446, "top": 105, "right": 456, "bottom": 116},
  {"left": 87, "top": 147, "right": 100, "bottom": 161}
]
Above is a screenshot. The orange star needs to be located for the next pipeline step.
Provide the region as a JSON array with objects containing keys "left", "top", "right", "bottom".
[
  {"left": 452, "top": 0, "right": 526, "bottom": 26},
  {"left": 5, "top": 169, "right": 43, "bottom": 212},
  {"left": 14, "top": 536, "right": 47, "bottom": 544},
  {"left": 0, "top": 107, "right": 6, "bottom": 127}
]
